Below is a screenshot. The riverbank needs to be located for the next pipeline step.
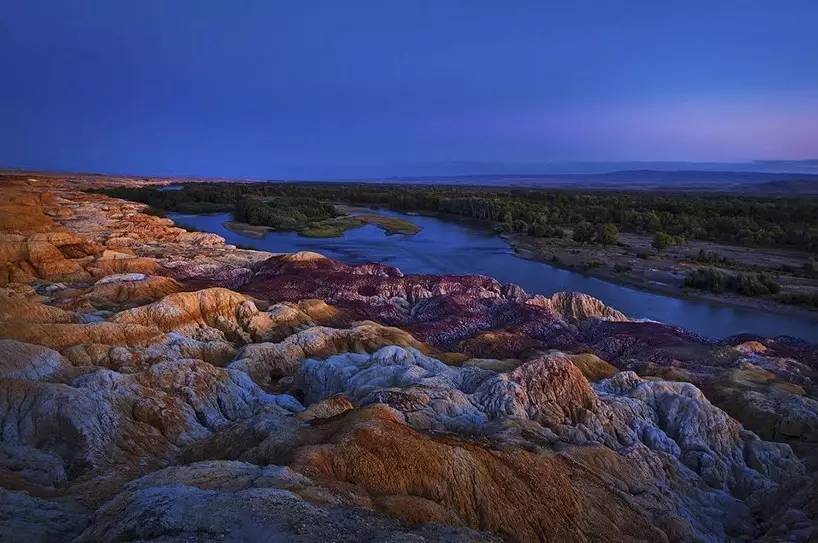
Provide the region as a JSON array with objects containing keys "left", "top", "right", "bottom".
[
  {"left": 166, "top": 204, "right": 818, "bottom": 340},
  {"left": 507, "top": 232, "right": 818, "bottom": 323},
  {"left": 342, "top": 204, "right": 818, "bottom": 322}
]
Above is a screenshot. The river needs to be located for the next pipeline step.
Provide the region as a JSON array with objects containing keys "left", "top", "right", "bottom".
[{"left": 168, "top": 209, "right": 818, "bottom": 342}]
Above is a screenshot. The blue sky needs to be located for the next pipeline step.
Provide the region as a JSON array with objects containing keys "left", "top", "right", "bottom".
[{"left": 3, "top": 1, "right": 818, "bottom": 178}]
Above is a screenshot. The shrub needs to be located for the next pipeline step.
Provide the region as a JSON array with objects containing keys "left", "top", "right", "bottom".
[
  {"left": 684, "top": 268, "right": 780, "bottom": 297},
  {"left": 693, "top": 249, "right": 734, "bottom": 266},
  {"left": 652, "top": 231, "right": 684, "bottom": 251},
  {"left": 581, "top": 259, "right": 602, "bottom": 270},
  {"left": 532, "top": 222, "right": 566, "bottom": 238},
  {"left": 779, "top": 292, "right": 818, "bottom": 308},
  {"left": 597, "top": 223, "right": 619, "bottom": 245},
  {"left": 573, "top": 222, "right": 595, "bottom": 243},
  {"left": 733, "top": 272, "right": 780, "bottom": 296},
  {"left": 684, "top": 268, "right": 730, "bottom": 293}
]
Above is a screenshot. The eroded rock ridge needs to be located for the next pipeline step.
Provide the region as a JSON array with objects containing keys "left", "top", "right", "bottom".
[{"left": 1, "top": 174, "right": 816, "bottom": 542}]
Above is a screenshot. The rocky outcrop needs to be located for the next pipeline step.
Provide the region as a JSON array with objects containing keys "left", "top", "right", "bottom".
[
  {"left": 85, "top": 273, "right": 182, "bottom": 307},
  {"left": 0, "top": 340, "right": 72, "bottom": 381},
  {"left": 286, "top": 405, "right": 715, "bottom": 542},
  {"left": 75, "top": 460, "right": 497, "bottom": 542},
  {"left": 528, "top": 291, "right": 629, "bottom": 323},
  {"left": 1, "top": 174, "right": 817, "bottom": 542},
  {"left": 293, "top": 347, "right": 802, "bottom": 494},
  {"left": 0, "top": 489, "right": 89, "bottom": 543},
  {"left": 242, "top": 254, "right": 605, "bottom": 354},
  {"left": 0, "top": 357, "right": 301, "bottom": 496},
  {"left": 232, "top": 321, "right": 429, "bottom": 387}
]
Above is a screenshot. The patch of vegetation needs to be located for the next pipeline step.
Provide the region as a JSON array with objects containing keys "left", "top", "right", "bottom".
[
  {"left": 531, "top": 223, "right": 567, "bottom": 238},
  {"left": 355, "top": 214, "right": 421, "bottom": 235},
  {"left": 652, "top": 231, "right": 685, "bottom": 251},
  {"left": 692, "top": 249, "right": 735, "bottom": 266},
  {"left": 96, "top": 185, "right": 235, "bottom": 214},
  {"left": 572, "top": 222, "right": 595, "bottom": 243},
  {"left": 597, "top": 223, "right": 619, "bottom": 245},
  {"left": 684, "top": 268, "right": 781, "bottom": 297},
  {"left": 299, "top": 216, "right": 365, "bottom": 238},
  {"left": 613, "top": 262, "right": 632, "bottom": 273},
  {"left": 779, "top": 292, "right": 818, "bottom": 308},
  {"left": 234, "top": 195, "right": 337, "bottom": 230},
  {"left": 580, "top": 259, "right": 603, "bottom": 271},
  {"left": 91, "top": 182, "right": 818, "bottom": 251},
  {"left": 573, "top": 222, "right": 618, "bottom": 245}
]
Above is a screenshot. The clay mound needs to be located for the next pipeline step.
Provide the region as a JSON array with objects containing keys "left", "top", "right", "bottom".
[
  {"left": 86, "top": 254, "right": 159, "bottom": 277},
  {"left": 72, "top": 459, "right": 497, "bottom": 542},
  {"left": 527, "top": 291, "right": 629, "bottom": 323},
  {"left": 111, "top": 287, "right": 256, "bottom": 332},
  {"left": 255, "top": 251, "right": 403, "bottom": 278},
  {"left": 486, "top": 352, "right": 602, "bottom": 425},
  {"left": 0, "top": 188, "right": 60, "bottom": 233},
  {"left": 0, "top": 234, "right": 92, "bottom": 284},
  {"left": 281, "top": 251, "right": 329, "bottom": 263},
  {"left": 110, "top": 287, "right": 322, "bottom": 344},
  {"left": 564, "top": 352, "right": 618, "bottom": 382},
  {"left": 0, "top": 292, "right": 79, "bottom": 324},
  {"left": 288, "top": 405, "right": 686, "bottom": 542},
  {"left": 231, "top": 321, "right": 430, "bottom": 387},
  {"left": 0, "top": 321, "right": 162, "bottom": 350},
  {"left": 0, "top": 339, "right": 72, "bottom": 381},
  {"left": 243, "top": 254, "right": 587, "bottom": 353},
  {"left": 86, "top": 274, "right": 183, "bottom": 306}
]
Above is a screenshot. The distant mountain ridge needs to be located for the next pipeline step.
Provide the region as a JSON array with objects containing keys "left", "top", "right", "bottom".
[
  {"left": 351, "top": 169, "right": 818, "bottom": 193},
  {"left": 4, "top": 166, "right": 818, "bottom": 194}
]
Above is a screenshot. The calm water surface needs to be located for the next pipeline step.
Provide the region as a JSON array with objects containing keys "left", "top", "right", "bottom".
[{"left": 169, "top": 209, "right": 818, "bottom": 342}]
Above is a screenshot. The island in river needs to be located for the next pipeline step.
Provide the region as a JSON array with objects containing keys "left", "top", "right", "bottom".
[{"left": 223, "top": 208, "right": 420, "bottom": 239}]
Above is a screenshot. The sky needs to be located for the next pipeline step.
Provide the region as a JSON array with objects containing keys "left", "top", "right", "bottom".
[{"left": 2, "top": 1, "right": 818, "bottom": 178}]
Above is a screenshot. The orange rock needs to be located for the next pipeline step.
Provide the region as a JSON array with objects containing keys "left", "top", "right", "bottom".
[{"left": 290, "top": 405, "right": 682, "bottom": 542}]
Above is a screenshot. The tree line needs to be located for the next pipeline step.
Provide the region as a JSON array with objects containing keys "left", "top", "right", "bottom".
[{"left": 93, "top": 183, "right": 818, "bottom": 251}]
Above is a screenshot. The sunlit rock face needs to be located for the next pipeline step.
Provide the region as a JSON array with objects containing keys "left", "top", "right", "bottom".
[{"left": 0, "top": 174, "right": 816, "bottom": 542}]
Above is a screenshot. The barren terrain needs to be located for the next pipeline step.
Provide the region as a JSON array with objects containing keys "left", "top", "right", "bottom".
[{"left": 0, "top": 172, "right": 816, "bottom": 542}]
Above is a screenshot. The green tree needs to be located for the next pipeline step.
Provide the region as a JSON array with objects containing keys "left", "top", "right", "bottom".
[
  {"left": 652, "top": 232, "right": 673, "bottom": 251},
  {"left": 597, "top": 223, "right": 619, "bottom": 245},
  {"left": 573, "top": 222, "right": 595, "bottom": 243}
]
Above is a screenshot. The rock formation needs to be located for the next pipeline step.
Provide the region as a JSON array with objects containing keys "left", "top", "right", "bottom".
[{"left": 0, "top": 173, "right": 816, "bottom": 542}]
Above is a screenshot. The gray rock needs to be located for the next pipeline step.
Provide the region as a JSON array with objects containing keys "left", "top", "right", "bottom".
[
  {"left": 0, "top": 339, "right": 72, "bottom": 381},
  {"left": 0, "top": 488, "right": 89, "bottom": 542}
]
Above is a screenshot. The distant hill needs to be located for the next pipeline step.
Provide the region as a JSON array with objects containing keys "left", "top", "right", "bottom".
[
  {"left": 372, "top": 169, "right": 818, "bottom": 193},
  {"left": 742, "top": 178, "right": 818, "bottom": 195},
  {"left": 5, "top": 166, "right": 818, "bottom": 194}
]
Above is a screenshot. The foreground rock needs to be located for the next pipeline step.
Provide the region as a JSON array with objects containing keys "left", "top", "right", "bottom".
[{"left": 0, "top": 173, "right": 816, "bottom": 542}]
